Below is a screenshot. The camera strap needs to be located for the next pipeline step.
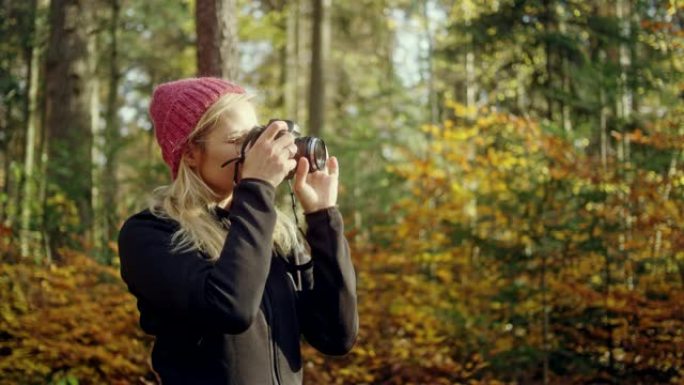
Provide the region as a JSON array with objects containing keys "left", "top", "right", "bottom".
[
  {"left": 287, "top": 179, "right": 311, "bottom": 292},
  {"left": 221, "top": 138, "right": 252, "bottom": 184}
]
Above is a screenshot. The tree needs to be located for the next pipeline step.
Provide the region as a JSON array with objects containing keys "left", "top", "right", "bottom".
[
  {"left": 90, "top": 0, "right": 123, "bottom": 264},
  {"left": 0, "top": 0, "right": 41, "bottom": 234},
  {"left": 19, "top": 0, "right": 45, "bottom": 259},
  {"left": 43, "top": 0, "right": 94, "bottom": 260},
  {"left": 196, "top": 0, "right": 240, "bottom": 79},
  {"left": 307, "top": 0, "right": 329, "bottom": 136}
]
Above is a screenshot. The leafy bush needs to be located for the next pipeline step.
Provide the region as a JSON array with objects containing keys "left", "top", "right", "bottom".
[{"left": 0, "top": 248, "right": 155, "bottom": 385}]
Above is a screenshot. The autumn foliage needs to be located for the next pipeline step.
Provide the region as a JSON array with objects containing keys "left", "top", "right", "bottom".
[
  {"left": 308, "top": 101, "right": 684, "bottom": 384},
  {"left": 1, "top": 103, "right": 683, "bottom": 384},
  {"left": 0, "top": 248, "right": 155, "bottom": 385},
  {"left": 314, "top": 102, "right": 683, "bottom": 384}
]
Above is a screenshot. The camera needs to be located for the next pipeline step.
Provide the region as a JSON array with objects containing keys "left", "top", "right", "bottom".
[{"left": 242, "top": 119, "right": 328, "bottom": 178}]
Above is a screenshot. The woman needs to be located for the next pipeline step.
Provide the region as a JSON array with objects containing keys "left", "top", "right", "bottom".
[{"left": 118, "top": 77, "right": 358, "bottom": 384}]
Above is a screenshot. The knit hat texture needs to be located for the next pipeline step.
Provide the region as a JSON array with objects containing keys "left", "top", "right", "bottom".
[{"left": 149, "top": 77, "right": 246, "bottom": 179}]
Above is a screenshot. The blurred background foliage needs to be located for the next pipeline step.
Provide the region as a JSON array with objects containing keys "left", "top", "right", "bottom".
[{"left": 0, "top": 0, "right": 683, "bottom": 384}]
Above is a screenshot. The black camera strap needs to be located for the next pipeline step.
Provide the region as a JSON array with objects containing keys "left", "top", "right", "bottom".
[
  {"left": 220, "top": 135, "right": 253, "bottom": 184},
  {"left": 287, "top": 179, "right": 311, "bottom": 292}
]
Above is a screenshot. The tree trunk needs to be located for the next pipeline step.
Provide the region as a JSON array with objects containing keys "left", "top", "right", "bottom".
[
  {"left": 102, "top": 0, "right": 121, "bottom": 263},
  {"left": 89, "top": 30, "right": 102, "bottom": 259},
  {"left": 1, "top": 1, "right": 30, "bottom": 232},
  {"left": 616, "top": 0, "right": 634, "bottom": 286},
  {"left": 542, "top": 0, "right": 554, "bottom": 122},
  {"left": 559, "top": 4, "right": 572, "bottom": 132},
  {"left": 196, "top": 0, "right": 239, "bottom": 80},
  {"left": 20, "top": 0, "right": 41, "bottom": 258},
  {"left": 285, "top": 0, "right": 300, "bottom": 121},
  {"left": 616, "top": 0, "right": 633, "bottom": 122},
  {"left": 591, "top": 4, "right": 608, "bottom": 171},
  {"left": 295, "top": 0, "right": 308, "bottom": 125},
  {"left": 0, "top": 97, "right": 8, "bottom": 226},
  {"left": 307, "top": 0, "right": 328, "bottom": 136},
  {"left": 44, "top": 0, "right": 94, "bottom": 260}
]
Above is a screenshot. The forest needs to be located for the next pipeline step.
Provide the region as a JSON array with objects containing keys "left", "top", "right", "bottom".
[{"left": 0, "top": 0, "right": 683, "bottom": 384}]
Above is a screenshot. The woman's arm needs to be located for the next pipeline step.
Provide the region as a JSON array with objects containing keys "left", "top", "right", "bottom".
[
  {"left": 118, "top": 178, "right": 276, "bottom": 334},
  {"left": 296, "top": 207, "right": 359, "bottom": 355}
]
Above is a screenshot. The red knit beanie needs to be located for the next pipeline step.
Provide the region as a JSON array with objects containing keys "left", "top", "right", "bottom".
[{"left": 149, "top": 77, "right": 246, "bottom": 179}]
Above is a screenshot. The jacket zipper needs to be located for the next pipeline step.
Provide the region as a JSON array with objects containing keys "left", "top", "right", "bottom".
[{"left": 264, "top": 285, "right": 282, "bottom": 385}]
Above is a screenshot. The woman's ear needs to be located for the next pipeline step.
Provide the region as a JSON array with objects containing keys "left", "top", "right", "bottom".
[{"left": 183, "top": 145, "right": 202, "bottom": 168}]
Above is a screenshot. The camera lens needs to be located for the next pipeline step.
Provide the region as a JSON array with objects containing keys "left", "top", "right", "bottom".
[
  {"left": 311, "top": 138, "right": 327, "bottom": 171},
  {"left": 294, "top": 137, "right": 327, "bottom": 173}
]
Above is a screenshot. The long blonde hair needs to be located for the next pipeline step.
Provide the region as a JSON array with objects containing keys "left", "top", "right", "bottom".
[{"left": 149, "top": 92, "right": 299, "bottom": 261}]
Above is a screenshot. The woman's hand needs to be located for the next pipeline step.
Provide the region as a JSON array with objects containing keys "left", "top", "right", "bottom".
[
  {"left": 241, "top": 121, "right": 298, "bottom": 187},
  {"left": 293, "top": 156, "right": 339, "bottom": 213}
]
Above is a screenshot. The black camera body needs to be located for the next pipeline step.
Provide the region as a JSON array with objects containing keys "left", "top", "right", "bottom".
[{"left": 242, "top": 119, "right": 328, "bottom": 178}]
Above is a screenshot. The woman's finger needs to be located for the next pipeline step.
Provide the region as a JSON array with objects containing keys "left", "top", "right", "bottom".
[
  {"left": 255, "top": 120, "right": 288, "bottom": 146},
  {"left": 285, "top": 158, "right": 298, "bottom": 173},
  {"left": 294, "top": 157, "right": 309, "bottom": 190},
  {"left": 272, "top": 131, "right": 295, "bottom": 152},
  {"left": 328, "top": 156, "right": 339, "bottom": 178}
]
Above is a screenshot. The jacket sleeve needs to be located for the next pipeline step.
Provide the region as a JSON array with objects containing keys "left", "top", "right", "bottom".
[
  {"left": 118, "top": 179, "right": 276, "bottom": 334},
  {"left": 296, "top": 207, "right": 359, "bottom": 355}
]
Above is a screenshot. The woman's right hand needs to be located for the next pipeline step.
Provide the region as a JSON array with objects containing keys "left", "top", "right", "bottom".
[{"left": 240, "top": 121, "right": 298, "bottom": 187}]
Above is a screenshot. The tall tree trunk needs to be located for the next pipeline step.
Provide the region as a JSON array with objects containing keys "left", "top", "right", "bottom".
[
  {"left": 37, "top": 47, "right": 50, "bottom": 263},
  {"left": 44, "top": 0, "right": 93, "bottom": 260},
  {"left": 616, "top": 0, "right": 633, "bottom": 122},
  {"left": 629, "top": 2, "right": 640, "bottom": 116},
  {"left": 542, "top": 0, "right": 554, "bottom": 123},
  {"left": 285, "top": 0, "right": 300, "bottom": 121},
  {"left": 90, "top": 30, "right": 102, "bottom": 259},
  {"left": 0, "top": 0, "right": 10, "bottom": 225},
  {"left": 20, "top": 0, "right": 41, "bottom": 258},
  {"left": 0, "top": 98, "right": 8, "bottom": 226},
  {"left": 263, "top": 0, "right": 287, "bottom": 115},
  {"left": 591, "top": 1, "right": 609, "bottom": 171},
  {"left": 196, "top": 0, "right": 239, "bottom": 80},
  {"left": 307, "top": 0, "right": 329, "bottom": 136},
  {"left": 1, "top": 1, "right": 29, "bottom": 232},
  {"left": 595, "top": 2, "right": 614, "bottom": 369},
  {"left": 102, "top": 0, "right": 121, "bottom": 263},
  {"left": 559, "top": 3, "right": 572, "bottom": 132},
  {"left": 616, "top": 0, "right": 634, "bottom": 324},
  {"left": 295, "top": 0, "right": 308, "bottom": 125},
  {"left": 598, "top": 48, "right": 614, "bottom": 376}
]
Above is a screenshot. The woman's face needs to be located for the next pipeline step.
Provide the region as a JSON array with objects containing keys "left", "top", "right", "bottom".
[{"left": 186, "top": 100, "right": 258, "bottom": 202}]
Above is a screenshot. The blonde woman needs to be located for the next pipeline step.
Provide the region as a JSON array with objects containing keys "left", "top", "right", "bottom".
[{"left": 118, "top": 77, "right": 358, "bottom": 384}]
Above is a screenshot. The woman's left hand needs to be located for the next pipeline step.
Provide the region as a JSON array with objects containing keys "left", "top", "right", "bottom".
[{"left": 293, "top": 156, "right": 339, "bottom": 213}]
